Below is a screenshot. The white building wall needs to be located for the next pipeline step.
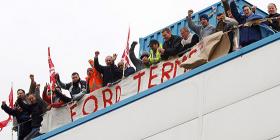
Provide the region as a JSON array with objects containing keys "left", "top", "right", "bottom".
[{"left": 50, "top": 40, "right": 280, "bottom": 140}]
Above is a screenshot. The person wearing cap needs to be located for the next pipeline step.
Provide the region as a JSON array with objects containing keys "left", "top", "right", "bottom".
[
  {"left": 266, "top": 3, "right": 280, "bottom": 31},
  {"left": 148, "top": 40, "right": 162, "bottom": 64},
  {"left": 129, "top": 41, "right": 151, "bottom": 71},
  {"left": 158, "top": 28, "right": 182, "bottom": 60},
  {"left": 186, "top": 10, "right": 216, "bottom": 40},
  {"left": 88, "top": 60, "right": 103, "bottom": 92}
]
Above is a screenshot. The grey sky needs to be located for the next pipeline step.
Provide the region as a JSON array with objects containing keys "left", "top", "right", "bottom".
[{"left": 0, "top": 0, "right": 279, "bottom": 139}]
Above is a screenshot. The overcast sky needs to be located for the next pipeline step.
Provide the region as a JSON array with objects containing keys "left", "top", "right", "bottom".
[{"left": 0, "top": 0, "right": 279, "bottom": 139}]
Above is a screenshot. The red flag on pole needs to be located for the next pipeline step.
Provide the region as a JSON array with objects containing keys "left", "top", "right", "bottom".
[
  {"left": 0, "top": 87, "right": 13, "bottom": 131},
  {"left": 121, "top": 27, "right": 131, "bottom": 67},
  {"left": 8, "top": 87, "right": 13, "bottom": 109},
  {"left": 48, "top": 47, "right": 56, "bottom": 91}
]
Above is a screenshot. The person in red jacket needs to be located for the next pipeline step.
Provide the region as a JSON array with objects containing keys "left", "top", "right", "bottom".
[{"left": 42, "top": 84, "right": 65, "bottom": 108}]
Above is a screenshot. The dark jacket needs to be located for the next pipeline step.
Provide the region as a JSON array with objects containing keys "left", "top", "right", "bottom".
[
  {"left": 56, "top": 78, "right": 87, "bottom": 98},
  {"left": 230, "top": 1, "right": 262, "bottom": 47},
  {"left": 29, "top": 80, "right": 48, "bottom": 113},
  {"left": 17, "top": 98, "right": 44, "bottom": 128},
  {"left": 129, "top": 43, "right": 150, "bottom": 71},
  {"left": 161, "top": 35, "right": 182, "bottom": 60},
  {"left": 1, "top": 104, "right": 31, "bottom": 140},
  {"left": 94, "top": 57, "right": 122, "bottom": 86},
  {"left": 178, "top": 34, "right": 199, "bottom": 56},
  {"left": 267, "top": 13, "right": 280, "bottom": 31},
  {"left": 124, "top": 67, "right": 136, "bottom": 77}
]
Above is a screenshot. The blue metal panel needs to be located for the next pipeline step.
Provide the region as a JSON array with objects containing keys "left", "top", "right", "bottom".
[
  {"left": 138, "top": 0, "right": 268, "bottom": 57},
  {"left": 35, "top": 32, "right": 280, "bottom": 140}
]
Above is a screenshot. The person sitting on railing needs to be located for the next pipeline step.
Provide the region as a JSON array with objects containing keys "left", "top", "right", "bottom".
[
  {"left": 42, "top": 84, "right": 65, "bottom": 108},
  {"left": 186, "top": 10, "right": 216, "bottom": 40},
  {"left": 230, "top": 0, "right": 265, "bottom": 47},
  {"left": 129, "top": 41, "right": 151, "bottom": 71},
  {"left": 1, "top": 94, "right": 31, "bottom": 140},
  {"left": 158, "top": 28, "right": 182, "bottom": 60},
  {"left": 94, "top": 51, "right": 122, "bottom": 87},
  {"left": 117, "top": 60, "right": 135, "bottom": 77},
  {"left": 17, "top": 93, "right": 44, "bottom": 140},
  {"left": 55, "top": 72, "right": 87, "bottom": 103},
  {"left": 178, "top": 27, "right": 199, "bottom": 56},
  {"left": 148, "top": 40, "right": 162, "bottom": 64},
  {"left": 86, "top": 60, "right": 103, "bottom": 92},
  {"left": 267, "top": 3, "right": 280, "bottom": 32}
]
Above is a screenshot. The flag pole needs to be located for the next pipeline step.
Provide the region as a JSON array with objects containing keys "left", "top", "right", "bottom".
[
  {"left": 48, "top": 47, "right": 53, "bottom": 104},
  {"left": 11, "top": 127, "right": 13, "bottom": 140},
  {"left": 11, "top": 82, "right": 14, "bottom": 140}
]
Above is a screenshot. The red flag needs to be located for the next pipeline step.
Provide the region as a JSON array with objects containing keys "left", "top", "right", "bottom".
[
  {"left": 121, "top": 27, "right": 131, "bottom": 67},
  {"left": 0, "top": 87, "right": 13, "bottom": 131},
  {"left": 48, "top": 47, "right": 56, "bottom": 90},
  {"left": 8, "top": 87, "right": 13, "bottom": 109},
  {"left": 0, "top": 118, "right": 11, "bottom": 131}
]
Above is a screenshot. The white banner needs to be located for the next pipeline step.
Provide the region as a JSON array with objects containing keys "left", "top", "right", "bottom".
[{"left": 41, "top": 32, "right": 230, "bottom": 133}]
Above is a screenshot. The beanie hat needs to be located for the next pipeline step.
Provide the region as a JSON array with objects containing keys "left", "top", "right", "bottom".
[
  {"left": 140, "top": 51, "right": 149, "bottom": 59},
  {"left": 200, "top": 14, "right": 209, "bottom": 21}
]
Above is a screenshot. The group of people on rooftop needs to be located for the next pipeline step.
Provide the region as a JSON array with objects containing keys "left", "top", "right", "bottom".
[{"left": 1, "top": 0, "right": 279, "bottom": 139}]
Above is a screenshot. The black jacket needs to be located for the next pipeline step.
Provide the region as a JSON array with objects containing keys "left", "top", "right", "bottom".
[
  {"left": 178, "top": 34, "right": 199, "bottom": 56},
  {"left": 56, "top": 78, "right": 87, "bottom": 98},
  {"left": 94, "top": 57, "right": 122, "bottom": 86},
  {"left": 124, "top": 67, "right": 136, "bottom": 77},
  {"left": 161, "top": 35, "right": 182, "bottom": 60},
  {"left": 129, "top": 43, "right": 150, "bottom": 71},
  {"left": 17, "top": 98, "right": 44, "bottom": 128},
  {"left": 267, "top": 13, "right": 280, "bottom": 31},
  {"left": 1, "top": 104, "right": 31, "bottom": 140}
]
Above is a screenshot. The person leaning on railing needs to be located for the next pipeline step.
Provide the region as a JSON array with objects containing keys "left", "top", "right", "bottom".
[
  {"left": 178, "top": 27, "right": 199, "bottom": 56},
  {"left": 230, "top": 0, "right": 264, "bottom": 47},
  {"left": 267, "top": 3, "right": 280, "bottom": 32},
  {"left": 17, "top": 93, "right": 44, "bottom": 140},
  {"left": 158, "top": 28, "right": 182, "bottom": 60},
  {"left": 1, "top": 94, "right": 31, "bottom": 140},
  {"left": 55, "top": 72, "right": 87, "bottom": 103},
  {"left": 148, "top": 40, "right": 162, "bottom": 65}
]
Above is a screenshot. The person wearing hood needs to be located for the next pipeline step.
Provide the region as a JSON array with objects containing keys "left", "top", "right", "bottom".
[
  {"left": 55, "top": 72, "right": 87, "bottom": 103},
  {"left": 129, "top": 41, "right": 151, "bottom": 71},
  {"left": 266, "top": 3, "right": 280, "bottom": 31},
  {"left": 230, "top": 0, "right": 265, "bottom": 47},
  {"left": 186, "top": 10, "right": 216, "bottom": 40}
]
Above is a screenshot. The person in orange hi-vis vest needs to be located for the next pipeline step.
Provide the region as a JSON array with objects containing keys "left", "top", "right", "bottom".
[{"left": 87, "top": 59, "right": 103, "bottom": 93}]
